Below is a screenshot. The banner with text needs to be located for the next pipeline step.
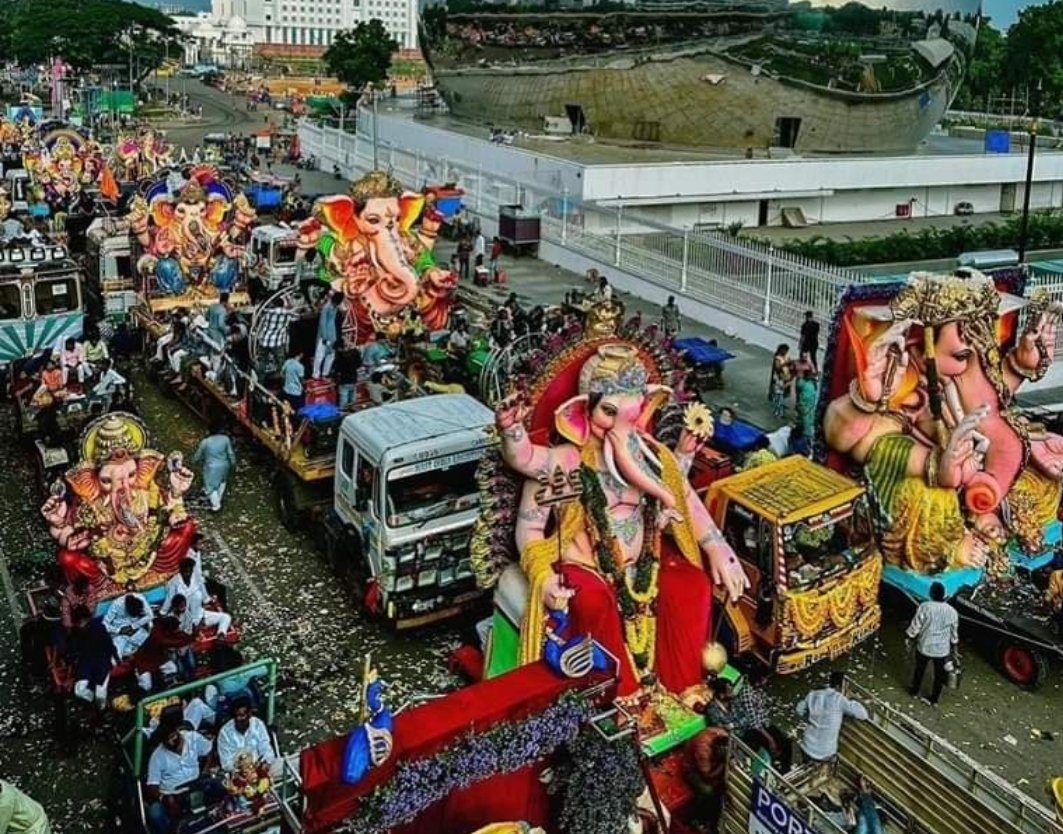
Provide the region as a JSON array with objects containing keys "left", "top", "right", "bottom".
[{"left": 749, "top": 779, "right": 817, "bottom": 834}]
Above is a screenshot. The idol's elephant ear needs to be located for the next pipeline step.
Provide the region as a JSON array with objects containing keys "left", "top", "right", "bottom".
[
  {"left": 634, "top": 383, "right": 673, "bottom": 433},
  {"left": 555, "top": 394, "right": 592, "bottom": 446},
  {"left": 315, "top": 195, "right": 358, "bottom": 242}
]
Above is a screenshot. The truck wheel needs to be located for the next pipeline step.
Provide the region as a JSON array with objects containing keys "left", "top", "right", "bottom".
[
  {"left": 997, "top": 642, "right": 1049, "bottom": 690},
  {"left": 272, "top": 473, "right": 302, "bottom": 532}
]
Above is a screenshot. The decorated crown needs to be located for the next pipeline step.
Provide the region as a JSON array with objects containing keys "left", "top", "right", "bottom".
[
  {"left": 80, "top": 413, "right": 149, "bottom": 464},
  {"left": 177, "top": 181, "right": 207, "bottom": 204},
  {"left": 349, "top": 170, "right": 403, "bottom": 204},
  {"left": 578, "top": 344, "right": 649, "bottom": 397},
  {"left": 890, "top": 273, "right": 999, "bottom": 327}
]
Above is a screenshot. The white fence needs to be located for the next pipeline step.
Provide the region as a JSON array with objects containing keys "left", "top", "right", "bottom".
[{"left": 299, "top": 120, "right": 869, "bottom": 340}]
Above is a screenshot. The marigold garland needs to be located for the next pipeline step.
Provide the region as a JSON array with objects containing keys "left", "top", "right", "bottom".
[{"left": 579, "top": 463, "right": 660, "bottom": 679}]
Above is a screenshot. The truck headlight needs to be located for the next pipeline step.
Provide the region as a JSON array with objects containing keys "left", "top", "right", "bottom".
[{"left": 418, "top": 568, "right": 438, "bottom": 587}]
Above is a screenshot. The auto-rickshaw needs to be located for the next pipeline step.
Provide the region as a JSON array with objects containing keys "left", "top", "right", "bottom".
[{"left": 704, "top": 455, "right": 883, "bottom": 674}]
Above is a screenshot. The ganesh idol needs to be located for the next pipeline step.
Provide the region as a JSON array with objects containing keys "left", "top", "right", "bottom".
[
  {"left": 303, "top": 171, "right": 426, "bottom": 344},
  {"left": 41, "top": 413, "right": 198, "bottom": 595},
  {"left": 483, "top": 331, "right": 747, "bottom": 697},
  {"left": 128, "top": 166, "right": 257, "bottom": 296},
  {"left": 822, "top": 272, "right": 1063, "bottom": 575}
]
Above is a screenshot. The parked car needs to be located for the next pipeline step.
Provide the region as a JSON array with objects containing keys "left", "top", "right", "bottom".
[{"left": 954, "top": 201, "right": 975, "bottom": 216}]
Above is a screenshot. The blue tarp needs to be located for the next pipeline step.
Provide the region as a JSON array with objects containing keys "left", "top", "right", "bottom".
[
  {"left": 298, "top": 402, "right": 341, "bottom": 423},
  {"left": 673, "top": 337, "right": 735, "bottom": 366},
  {"left": 712, "top": 419, "right": 765, "bottom": 454}
]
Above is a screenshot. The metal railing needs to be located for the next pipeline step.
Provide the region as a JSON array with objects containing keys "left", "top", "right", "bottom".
[{"left": 298, "top": 120, "right": 871, "bottom": 341}]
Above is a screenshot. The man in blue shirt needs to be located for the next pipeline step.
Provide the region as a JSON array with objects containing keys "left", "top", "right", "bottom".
[
  {"left": 206, "top": 293, "right": 231, "bottom": 352},
  {"left": 281, "top": 348, "right": 306, "bottom": 412},
  {"left": 312, "top": 292, "right": 343, "bottom": 379},
  {"left": 795, "top": 670, "right": 868, "bottom": 764}
]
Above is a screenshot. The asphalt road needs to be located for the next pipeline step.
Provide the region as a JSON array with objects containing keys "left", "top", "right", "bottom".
[{"left": 0, "top": 82, "right": 1059, "bottom": 833}]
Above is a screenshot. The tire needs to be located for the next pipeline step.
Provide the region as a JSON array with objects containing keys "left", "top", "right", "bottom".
[{"left": 997, "top": 641, "right": 1050, "bottom": 691}]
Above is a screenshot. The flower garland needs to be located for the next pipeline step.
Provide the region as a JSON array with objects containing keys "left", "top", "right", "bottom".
[
  {"left": 578, "top": 463, "right": 660, "bottom": 679},
  {"left": 342, "top": 692, "right": 594, "bottom": 834}
]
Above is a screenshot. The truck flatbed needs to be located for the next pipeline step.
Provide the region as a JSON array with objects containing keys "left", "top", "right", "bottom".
[{"left": 193, "top": 367, "right": 334, "bottom": 485}]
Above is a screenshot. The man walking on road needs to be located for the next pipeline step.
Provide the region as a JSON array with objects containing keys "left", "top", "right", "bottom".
[
  {"left": 796, "top": 671, "right": 868, "bottom": 765},
  {"left": 661, "top": 296, "right": 681, "bottom": 338},
  {"left": 799, "top": 310, "right": 820, "bottom": 371},
  {"left": 906, "top": 581, "right": 959, "bottom": 706}
]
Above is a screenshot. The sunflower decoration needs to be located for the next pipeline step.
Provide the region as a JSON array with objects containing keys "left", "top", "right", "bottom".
[{"left": 683, "top": 401, "right": 715, "bottom": 441}]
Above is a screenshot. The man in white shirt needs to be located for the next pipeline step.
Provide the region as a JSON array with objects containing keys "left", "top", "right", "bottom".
[
  {"left": 795, "top": 671, "right": 868, "bottom": 764},
  {"left": 102, "top": 592, "right": 153, "bottom": 659},
  {"left": 474, "top": 230, "right": 486, "bottom": 262},
  {"left": 146, "top": 726, "right": 223, "bottom": 834},
  {"left": 216, "top": 696, "right": 276, "bottom": 775},
  {"left": 906, "top": 581, "right": 959, "bottom": 706},
  {"left": 92, "top": 358, "right": 127, "bottom": 398},
  {"left": 161, "top": 556, "right": 231, "bottom": 636}
]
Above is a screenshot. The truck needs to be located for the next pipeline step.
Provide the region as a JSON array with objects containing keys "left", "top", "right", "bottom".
[
  {"left": 247, "top": 223, "right": 299, "bottom": 298},
  {"left": 0, "top": 240, "right": 84, "bottom": 370},
  {"left": 84, "top": 215, "right": 135, "bottom": 325},
  {"left": 704, "top": 455, "right": 883, "bottom": 675},
  {"left": 483, "top": 455, "right": 882, "bottom": 681},
  {"left": 160, "top": 355, "right": 495, "bottom": 630},
  {"left": 320, "top": 393, "right": 495, "bottom": 629},
  {"left": 722, "top": 681, "right": 1062, "bottom": 834}
]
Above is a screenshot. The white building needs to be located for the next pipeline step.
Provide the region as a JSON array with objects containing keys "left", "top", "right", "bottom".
[
  {"left": 240, "top": 0, "right": 419, "bottom": 51},
  {"left": 171, "top": 10, "right": 256, "bottom": 68}
]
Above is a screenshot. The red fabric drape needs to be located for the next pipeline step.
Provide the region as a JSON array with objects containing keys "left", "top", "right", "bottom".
[
  {"left": 562, "top": 548, "right": 711, "bottom": 697},
  {"left": 299, "top": 663, "right": 611, "bottom": 834},
  {"left": 57, "top": 519, "right": 197, "bottom": 599}
]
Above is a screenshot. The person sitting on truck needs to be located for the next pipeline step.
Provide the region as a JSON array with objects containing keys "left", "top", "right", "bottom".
[
  {"left": 145, "top": 723, "right": 225, "bottom": 834},
  {"left": 68, "top": 604, "right": 118, "bottom": 711},
  {"left": 795, "top": 671, "right": 868, "bottom": 764},
  {"left": 447, "top": 321, "right": 470, "bottom": 355},
  {"left": 83, "top": 328, "right": 109, "bottom": 375},
  {"left": 906, "top": 581, "right": 959, "bottom": 706},
  {"left": 133, "top": 611, "right": 195, "bottom": 691},
  {"left": 92, "top": 358, "right": 127, "bottom": 399},
  {"left": 162, "top": 555, "right": 231, "bottom": 637},
  {"left": 206, "top": 293, "right": 231, "bottom": 353},
  {"left": 216, "top": 695, "right": 276, "bottom": 775},
  {"left": 102, "top": 592, "right": 154, "bottom": 660},
  {"left": 55, "top": 337, "right": 89, "bottom": 387},
  {"left": 366, "top": 371, "right": 396, "bottom": 406},
  {"left": 280, "top": 347, "right": 306, "bottom": 412}
]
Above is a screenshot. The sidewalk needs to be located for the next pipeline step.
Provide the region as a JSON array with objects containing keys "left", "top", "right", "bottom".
[{"left": 437, "top": 238, "right": 784, "bottom": 430}]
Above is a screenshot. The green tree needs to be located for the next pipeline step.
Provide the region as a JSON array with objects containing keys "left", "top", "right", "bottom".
[
  {"left": 954, "top": 23, "right": 1005, "bottom": 111},
  {"left": 324, "top": 20, "right": 398, "bottom": 105},
  {"left": 1, "top": 0, "right": 178, "bottom": 81},
  {"left": 1003, "top": 0, "right": 1063, "bottom": 118}
]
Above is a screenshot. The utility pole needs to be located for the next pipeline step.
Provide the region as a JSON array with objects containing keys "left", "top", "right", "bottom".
[
  {"left": 1018, "top": 80, "right": 1042, "bottom": 263},
  {"left": 371, "top": 88, "right": 379, "bottom": 170}
]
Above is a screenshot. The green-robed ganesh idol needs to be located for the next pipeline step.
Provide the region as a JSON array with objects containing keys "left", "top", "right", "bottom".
[
  {"left": 472, "top": 326, "right": 747, "bottom": 698},
  {"left": 822, "top": 272, "right": 1063, "bottom": 591}
]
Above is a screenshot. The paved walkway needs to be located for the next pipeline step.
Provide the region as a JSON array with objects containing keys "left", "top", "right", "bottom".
[{"left": 435, "top": 238, "right": 784, "bottom": 430}]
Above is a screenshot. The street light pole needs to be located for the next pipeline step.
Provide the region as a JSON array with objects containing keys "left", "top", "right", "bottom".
[
  {"left": 371, "top": 88, "right": 379, "bottom": 170},
  {"left": 1018, "top": 129, "right": 1037, "bottom": 264},
  {"left": 1018, "top": 79, "right": 1042, "bottom": 264}
]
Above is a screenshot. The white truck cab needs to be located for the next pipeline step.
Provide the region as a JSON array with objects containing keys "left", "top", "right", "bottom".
[
  {"left": 325, "top": 393, "right": 496, "bottom": 628},
  {"left": 248, "top": 225, "right": 299, "bottom": 294}
]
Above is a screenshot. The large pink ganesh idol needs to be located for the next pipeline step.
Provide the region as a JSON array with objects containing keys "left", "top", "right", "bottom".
[
  {"left": 303, "top": 171, "right": 424, "bottom": 344},
  {"left": 40, "top": 413, "right": 197, "bottom": 596},
  {"left": 822, "top": 272, "right": 1063, "bottom": 574},
  {"left": 477, "top": 330, "right": 747, "bottom": 698}
]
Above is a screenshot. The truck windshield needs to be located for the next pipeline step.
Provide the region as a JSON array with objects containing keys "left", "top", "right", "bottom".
[
  {"left": 274, "top": 242, "right": 298, "bottom": 264},
  {"left": 385, "top": 459, "right": 480, "bottom": 527},
  {"left": 782, "top": 499, "right": 874, "bottom": 590}
]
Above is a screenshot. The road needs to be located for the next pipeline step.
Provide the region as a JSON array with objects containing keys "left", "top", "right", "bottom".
[{"left": 0, "top": 81, "right": 1059, "bottom": 832}]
